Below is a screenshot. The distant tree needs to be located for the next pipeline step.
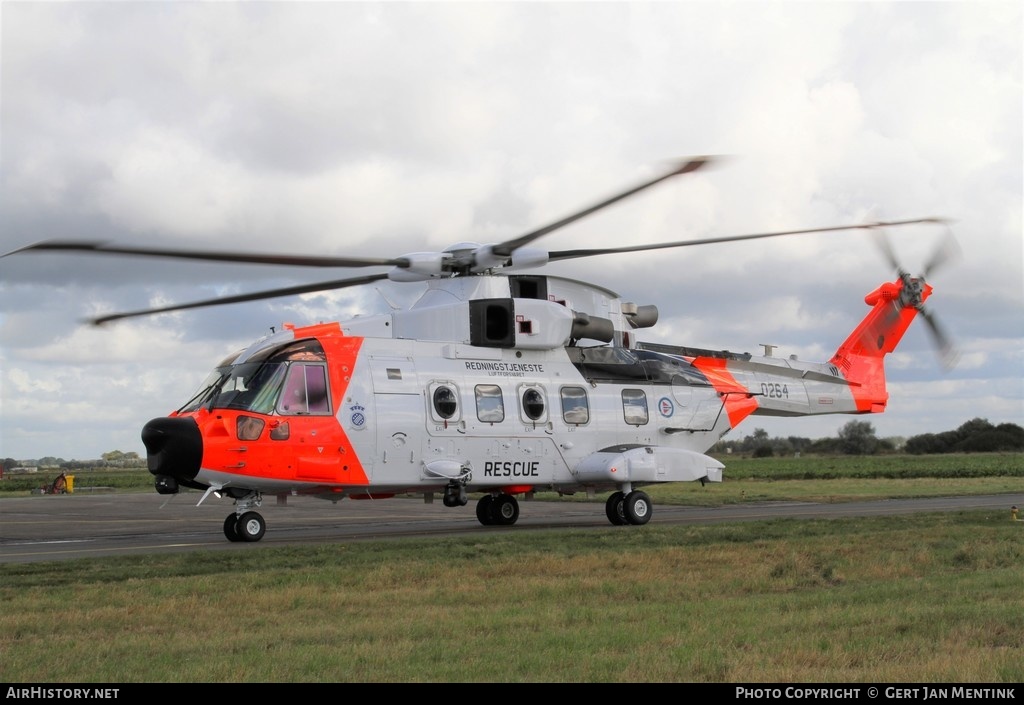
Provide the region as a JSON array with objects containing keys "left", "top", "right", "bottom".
[
  {"left": 905, "top": 419, "right": 1024, "bottom": 454},
  {"left": 747, "top": 428, "right": 769, "bottom": 443},
  {"left": 994, "top": 423, "right": 1024, "bottom": 445},
  {"left": 954, "top": 418, "right": 995, "bottom": 439},
  {"left": 876, "top": 437, "right": 897, "bottom": 453},
  {"left": 700, "top": 417, "right": 1021, "bottom": 456},
  {"left": 786, "top": 436, "right": 814, "bottom": 454},
  {"left": 837, "top": 420, "right": 879, "bottom": 455},
  {"left": 956, "top": 430, "right": 1023, "bottom": 452},
  {"left": 743, "top": 428, "right": 773, "bottom": 457},
  {"left": 905, "top": 433, "right": 944, "bottom": 454},
  {"left": 883, "top": 436, "right": 906, "bottom": 452},
  {"left": 3, "top": 458, "right": 17, "bottom": 472}
]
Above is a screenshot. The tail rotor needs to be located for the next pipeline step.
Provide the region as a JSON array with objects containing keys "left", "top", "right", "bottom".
[{"left": 872, "top": 224, "right": 961, "bottom": 371}]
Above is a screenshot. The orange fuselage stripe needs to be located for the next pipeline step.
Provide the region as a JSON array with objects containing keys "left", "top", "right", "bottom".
[{"left": 688, "top": 357, "right": 758, "bottom": 428}]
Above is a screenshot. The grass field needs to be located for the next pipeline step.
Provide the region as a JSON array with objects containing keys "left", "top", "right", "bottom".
[{"left": 1, "top": 453, "right": 1021, "bottom": 683}]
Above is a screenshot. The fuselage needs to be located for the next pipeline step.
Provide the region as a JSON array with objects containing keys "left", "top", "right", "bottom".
[{"left": 143, "top": 273, "right": 878, "bottom": 503}]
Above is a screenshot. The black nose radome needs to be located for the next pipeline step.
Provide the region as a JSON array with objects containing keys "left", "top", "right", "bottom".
[{"left": 142, "top": 417, "right": 203, "bottom": 485}]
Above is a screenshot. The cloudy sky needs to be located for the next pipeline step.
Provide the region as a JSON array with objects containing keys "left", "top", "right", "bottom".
[{"left": 1, "top": 1, "right": 1021, "bottom": 462}]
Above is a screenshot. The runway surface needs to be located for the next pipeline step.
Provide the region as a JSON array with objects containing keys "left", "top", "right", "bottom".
[{"left": 0, "top": 490, "right": 1019, "bottom": 565}]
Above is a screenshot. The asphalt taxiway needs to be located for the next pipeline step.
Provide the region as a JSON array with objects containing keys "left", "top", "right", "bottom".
[{"left": 0, "top": 491, "right": 1019, "bottom": 564}]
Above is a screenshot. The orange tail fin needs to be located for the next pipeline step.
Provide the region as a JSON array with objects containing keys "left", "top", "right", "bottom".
[{"left": 829, "top": 278, "right": 930, "bottom": 413}]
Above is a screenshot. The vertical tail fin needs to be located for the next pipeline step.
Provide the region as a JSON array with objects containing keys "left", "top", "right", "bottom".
[{"left": 829, "top": 278, "right": 930, "bottom": 413}]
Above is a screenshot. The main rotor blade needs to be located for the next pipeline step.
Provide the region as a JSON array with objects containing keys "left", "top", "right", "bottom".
[
  {"left": 490, "top": 156, "right": 714, "bottom": 257},
  {"left": 547, "top": 218, "right": 948, "bottom": 262},
  {"left": 88, "top": 272, "right": 391, "bottom": 326},
  {"left": 6, "top": 240, "right": 407, "bottom": 269}
]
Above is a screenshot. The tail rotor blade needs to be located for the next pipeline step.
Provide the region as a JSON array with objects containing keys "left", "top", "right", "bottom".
[
  {"left": 872, "top": 229, "right": 902, "bottom": 273},
  {"left": 919, "top": 306, "right": 960, "bottom": 370},
  {"left": 923, "top": 228, "right": 962, "bottom": 279}
]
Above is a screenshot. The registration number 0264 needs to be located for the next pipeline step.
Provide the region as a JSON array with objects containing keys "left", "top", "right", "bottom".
[{"left": 760, "top": 383, "right": 789, "bottom": 399}]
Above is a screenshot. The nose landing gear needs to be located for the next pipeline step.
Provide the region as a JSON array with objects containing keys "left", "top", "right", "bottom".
[{"left": 222, "top": 491, "right": 267, "bottom": 542}]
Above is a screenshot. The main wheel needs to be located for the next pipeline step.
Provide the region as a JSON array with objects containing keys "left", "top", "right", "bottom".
[
  {"left": 223, "top": 514, "right": 242, "bottom": 542},
  {"left": 605, "top": 491, "right": 627, "bottom": 525},
  {"left": 236, "top": 511, "right": 266, "bottom": 542},
  {"left": 476, "top": 495, "right": 496, "bottom": 525},
  {"left": 622, "top": 491, "right": 652, "bottom": 525},
  {"left": 492, "top": 494, "right": 520, "bottom": 526}
]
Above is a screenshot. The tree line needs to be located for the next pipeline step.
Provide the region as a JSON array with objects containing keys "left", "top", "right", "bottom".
[
  {"left": 2, "top": 450, "right": 146, "bottom": 471},
  {"left": 715, "top": 417, "right": 1023, "bottom": 457}
]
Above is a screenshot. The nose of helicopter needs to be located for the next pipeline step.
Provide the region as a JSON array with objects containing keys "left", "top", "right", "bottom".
[{"left": 141, "top": 416, "right": 203, "bottom": 492}]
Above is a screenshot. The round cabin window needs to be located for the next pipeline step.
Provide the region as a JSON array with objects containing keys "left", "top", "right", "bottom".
[
  {"left": 433, "top": 386, "right": 457, "bottom": 419},
  {"left": 522, "top": 388, "right": 545, "bottom": 421}
]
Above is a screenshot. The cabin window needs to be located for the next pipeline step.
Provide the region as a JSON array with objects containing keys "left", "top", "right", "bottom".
[
  {"left": 521, "top": 387, "right": 545, "bottom": 421},
  {"left": 621, "top": 388, "right": 649, "bottom": 426},
  {"left": 475, "top": 384, "right": 505, "bottom": 423},
  {"left": 560, "top": 386, "right": 590, "bottom": 425},
  {"left": 432, "top": 385, "right": 458, "bottom": 420}
]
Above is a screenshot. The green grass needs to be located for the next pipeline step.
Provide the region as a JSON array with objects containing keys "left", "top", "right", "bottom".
[
  {"left": 2, "top": 510, "right": 1022, "bottom": 683},
  {"left": 0, "top": 467, "right": 149, "bottom": 494}
]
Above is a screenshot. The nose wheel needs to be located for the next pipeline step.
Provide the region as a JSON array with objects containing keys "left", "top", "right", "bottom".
[
  {"left": 224, "top": 511, "right": 266, "bottom": 542},
  {"left": 224, "top": 515, "right": 242, "bottom": 542}
]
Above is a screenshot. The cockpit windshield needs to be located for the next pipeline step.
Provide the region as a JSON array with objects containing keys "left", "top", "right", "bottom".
[{"left": 176, "top": 339, "right": 331, "bottom": 416}]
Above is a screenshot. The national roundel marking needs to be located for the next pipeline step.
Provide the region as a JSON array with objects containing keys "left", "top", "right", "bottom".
[
  {"left": 658, "top": 397, "right": 674, "bottom": 417},
  {"left": 349, "top": 403, "right": 367, "bottom": 428}
]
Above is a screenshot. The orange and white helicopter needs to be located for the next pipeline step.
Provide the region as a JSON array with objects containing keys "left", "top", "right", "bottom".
[{"left": 5, "top": 157, "right": 958, "bottom": 542}]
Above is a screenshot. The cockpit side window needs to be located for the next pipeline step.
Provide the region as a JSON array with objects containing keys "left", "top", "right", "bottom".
[
  {"left": 199, "top": 338, "right": 332, "bottom": 416},
  {"left": 278, "top": 364, "right": 331, "bottom": 415}
]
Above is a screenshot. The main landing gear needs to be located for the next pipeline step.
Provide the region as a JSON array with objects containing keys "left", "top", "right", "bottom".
[
  {"left": 471, "top": 490, "right": 653, "bottom": 528},
  {"left": 604, "top": 490, "right": 653, "bottom": 526}
]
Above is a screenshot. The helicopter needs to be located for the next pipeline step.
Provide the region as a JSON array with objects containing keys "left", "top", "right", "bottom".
[{"left": 3, "top": 156, "right": 959, "bottom": 542}]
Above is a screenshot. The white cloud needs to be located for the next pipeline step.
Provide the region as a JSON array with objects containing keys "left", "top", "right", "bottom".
[{"left": 1, "top": 1, "right": 1020, "bottom": 459}]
